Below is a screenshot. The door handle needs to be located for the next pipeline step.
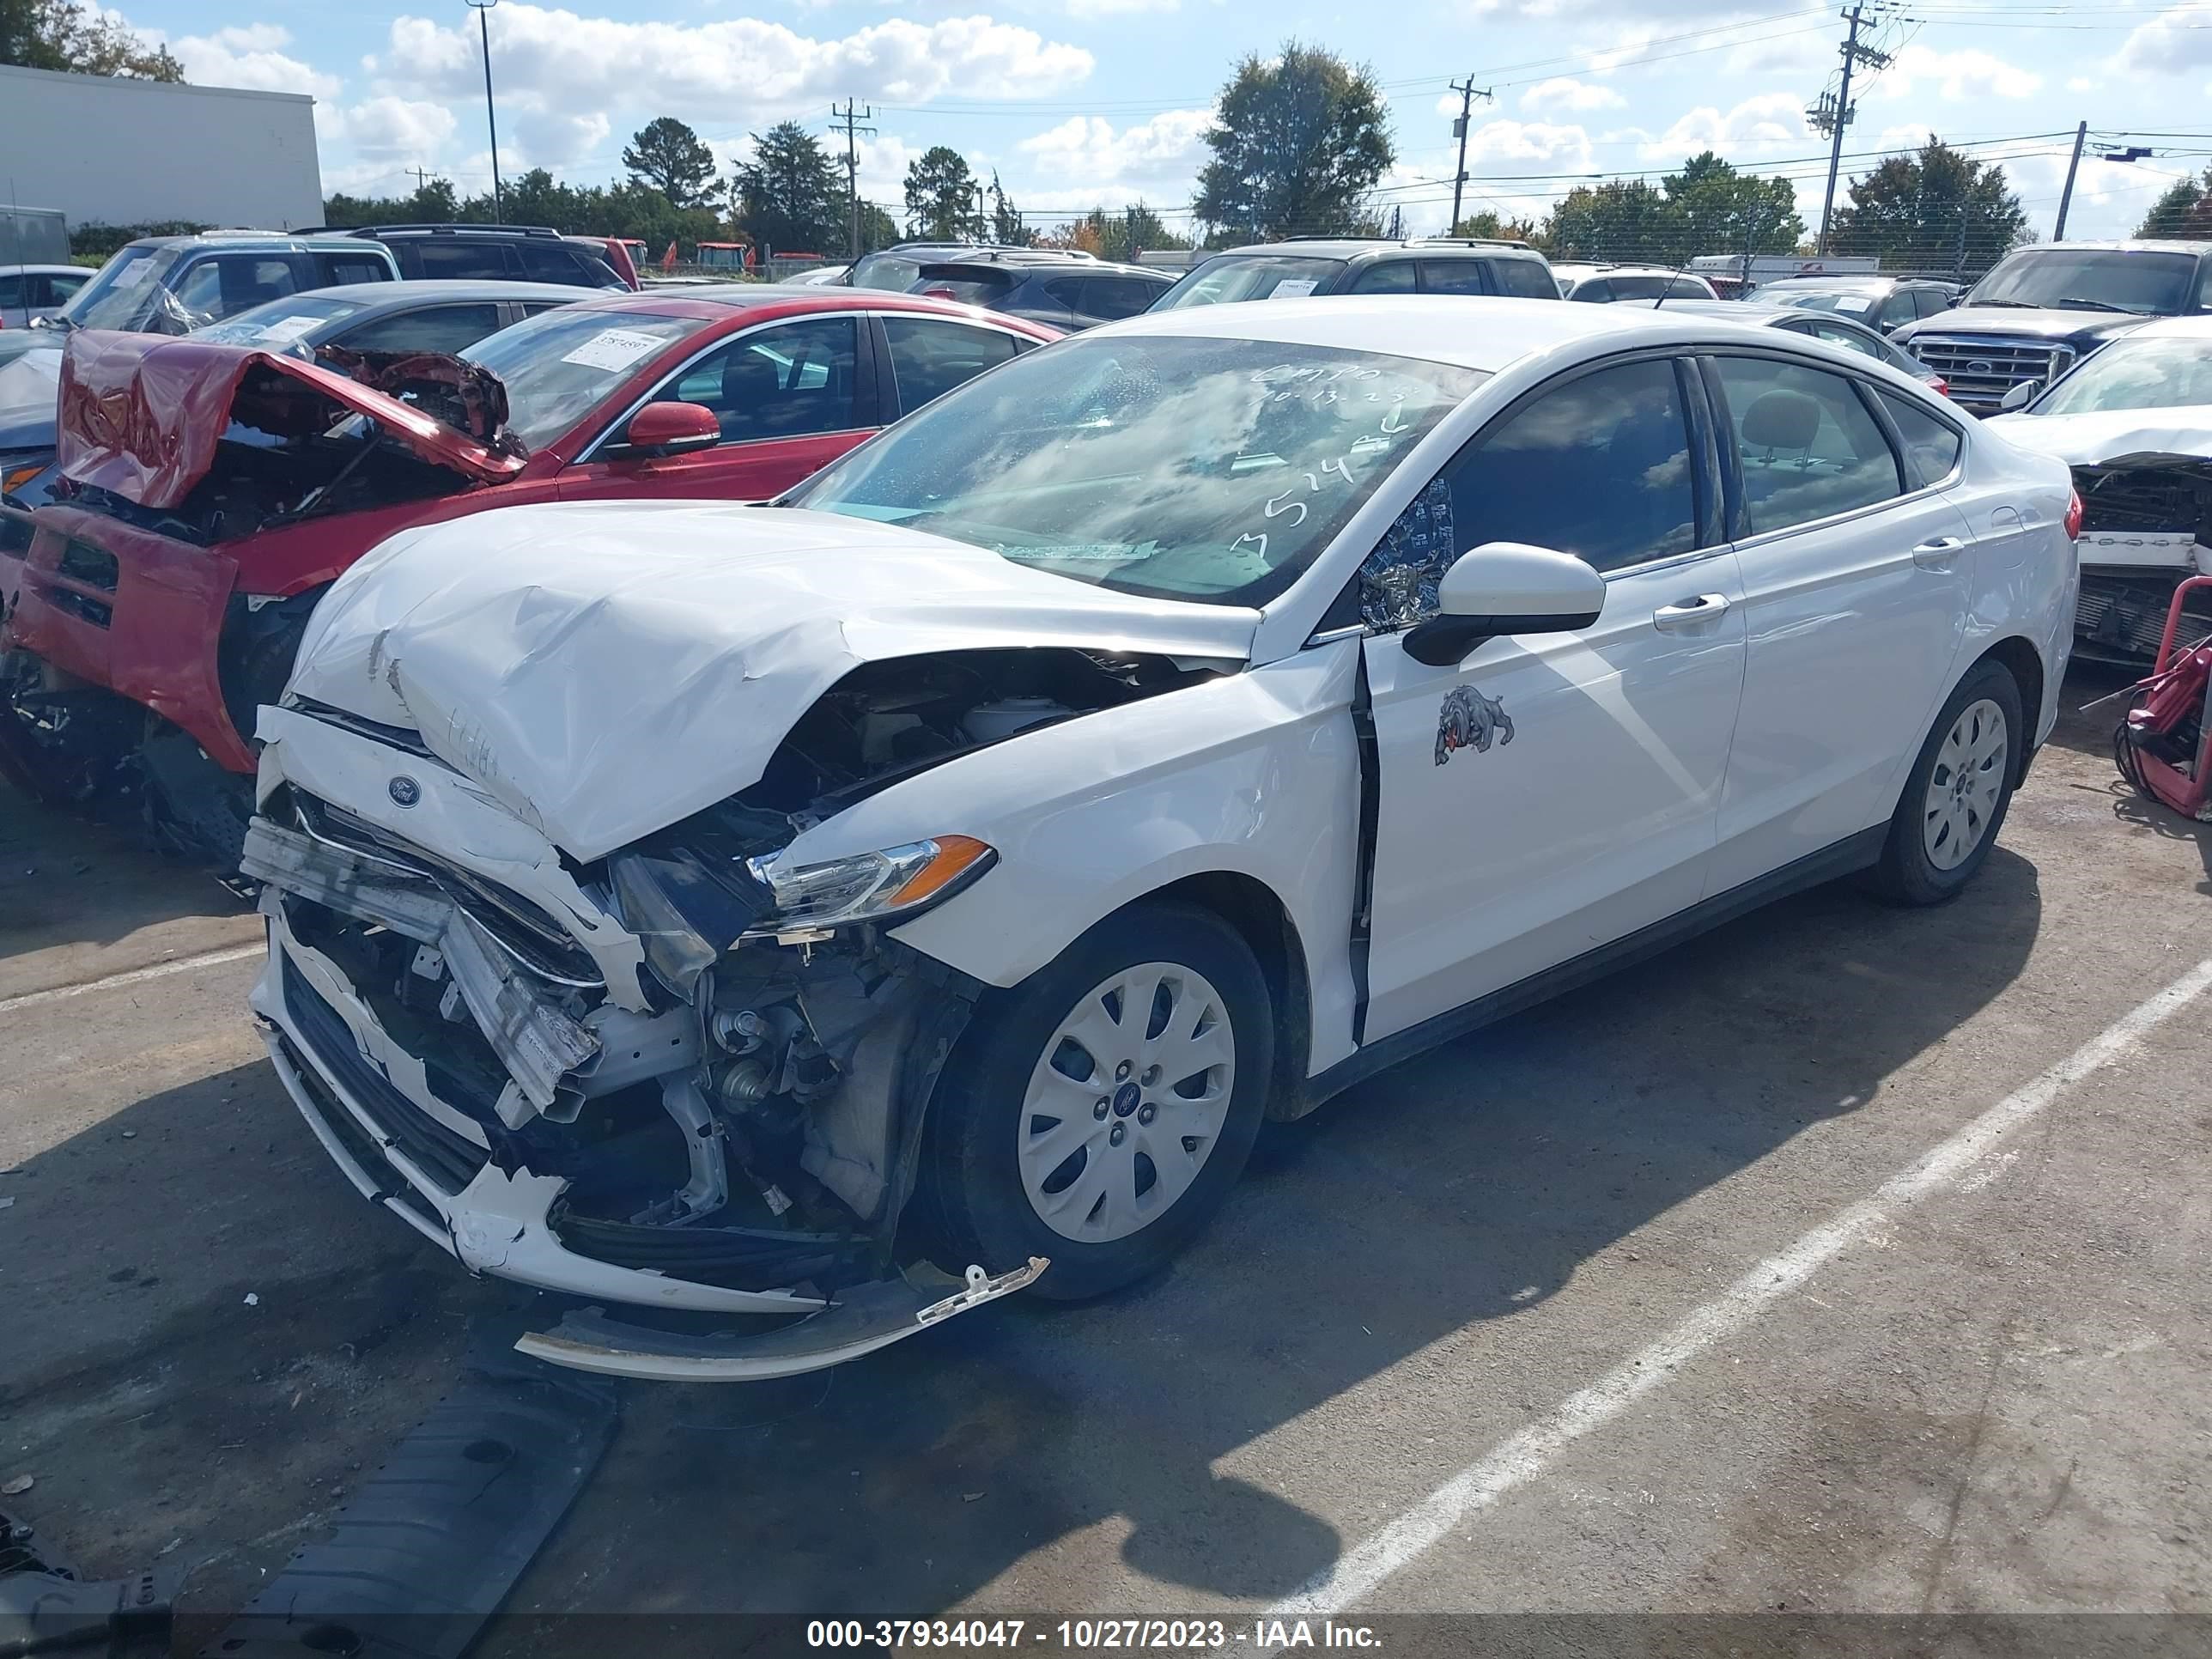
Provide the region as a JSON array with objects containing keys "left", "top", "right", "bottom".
[
  {"left": 1652, "top": 593, "right": 1730, "bottom": 630},
  {"left": 1912, "top": 536, "right": 1966, "bottom": 569}
]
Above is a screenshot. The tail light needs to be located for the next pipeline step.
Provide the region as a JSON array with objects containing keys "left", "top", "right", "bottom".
[
  {"left": 1931, "top": 378, "right": 1948, "bottom": 398},
  {"left": 2063, "top": 488, "right": 2083, "bottom": 541},
  {"left": 921, "top": 286, "right": 957, "bottom": 301}
]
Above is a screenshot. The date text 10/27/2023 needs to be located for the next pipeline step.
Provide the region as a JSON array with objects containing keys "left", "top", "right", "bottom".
[{"left": 805, "top": 1620, "right": 1383, "bottom": 1650}]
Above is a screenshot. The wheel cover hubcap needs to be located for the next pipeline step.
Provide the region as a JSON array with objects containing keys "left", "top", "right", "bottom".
[
  {"left": 1923, "top": 697, "right": 2007, "bottom": 871},
  {"left": 1016, "top": 961, "right": 1236, "bottom": 1243}
]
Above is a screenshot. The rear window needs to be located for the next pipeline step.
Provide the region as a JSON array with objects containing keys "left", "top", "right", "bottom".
[
  {"left": 912, "top": 266, "right": 1015, "bottom": 306},
  {"left": 1152, "top": 254, "right": 1346, "bottom": 309},
  {"left": 414, "top": 241, "right": 520, "bottom": 281},
  {"left": 1492, "top": 258, "right": 1560, "bottom": 300},
  {"left": 195, "top": 294, "right": 367, "bottom": 348}
]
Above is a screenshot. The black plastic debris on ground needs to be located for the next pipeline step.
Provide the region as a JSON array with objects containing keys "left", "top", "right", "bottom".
[
  {"left": 0, "top": 1507, "right": 172, "bottom": 1658},
  {"left": 199, "top": 1355, "right": 618, "bottom": 1659}
]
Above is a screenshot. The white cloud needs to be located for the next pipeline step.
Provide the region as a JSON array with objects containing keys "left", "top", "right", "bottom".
[
  {"left": 372, "top": 5, "right": 1093, "bottom": 137},
  {"left": 1638, "top": 93, "right": 1805, "bottom": 163},
  {"left": 1462, "top": 118, "right": 1595, "bottom": 171},
  {"left": 2116, "top": 2, "right": 2212, "bottom": 76},
  {"left": 315, "top": 94, "right": 459, "bottom": 166},
  {"left": 1015, "top": 108, "right": 1213, "bottom": 193},
  {"left": 1063, "top": 0, "right": 1178, "bottom": 17},
  {"left": 1872, "top": 44, "right": 2041, "bottom": 102},
  {"left": 167, "top": 22, "right": 340, "bottom": 99},
  {"left": 1519, "top": 77, "right": 1626, "bottom": 115}
]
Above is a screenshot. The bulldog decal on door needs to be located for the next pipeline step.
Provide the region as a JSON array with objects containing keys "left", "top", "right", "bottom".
[{"left": 1435, "top": 684, "right": 1514, "bottom": 766}]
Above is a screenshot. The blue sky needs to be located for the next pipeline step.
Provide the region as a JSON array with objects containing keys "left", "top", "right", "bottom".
[{"left": 111, "top": 0, "right": 2212, "bottom": 244}]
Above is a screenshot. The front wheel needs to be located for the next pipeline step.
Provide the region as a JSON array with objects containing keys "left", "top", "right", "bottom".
[
  {"left": 921, "top": 901, "right": 1274, "bottom": 1301},
  {"left": 1867, "top": 659, "right": 2023, "bottom": 906}
]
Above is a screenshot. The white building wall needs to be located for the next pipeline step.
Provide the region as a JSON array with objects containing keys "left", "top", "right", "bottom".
[{"left": 0, "top": 64, "right": 322, "bottom": 233}]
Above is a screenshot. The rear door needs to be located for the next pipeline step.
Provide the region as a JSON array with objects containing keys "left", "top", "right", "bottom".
[
  {"left": 1703, "top": 350, "right": 1976, "bottom": 889},
  {"left": 557, "top": 313, "right": 877, "bottom": 501},
  {"left": 1359, "top": 352, "right": 1746, "bottom": 1040}
]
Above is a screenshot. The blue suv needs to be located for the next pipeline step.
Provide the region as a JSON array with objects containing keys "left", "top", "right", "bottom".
[{"left": 38, "top": 231, "right": 399, "bottom": 337}]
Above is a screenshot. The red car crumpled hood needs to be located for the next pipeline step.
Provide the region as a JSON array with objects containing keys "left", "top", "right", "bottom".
[{"left": 56, "top": 330, "right": 526, "bottom": 507}]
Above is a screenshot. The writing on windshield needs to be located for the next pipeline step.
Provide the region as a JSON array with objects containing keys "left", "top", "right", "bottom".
[{"left": 788, "top": 335, "right": 1484, "bottom": 605}]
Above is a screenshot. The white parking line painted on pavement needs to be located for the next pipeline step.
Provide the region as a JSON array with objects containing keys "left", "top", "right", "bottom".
[
  {"left": 1267, "top": 953, "right": 2212, "bottom": 1620},
  {"left": 0, "top": 942, "right": 264, "bottom": 1016}
]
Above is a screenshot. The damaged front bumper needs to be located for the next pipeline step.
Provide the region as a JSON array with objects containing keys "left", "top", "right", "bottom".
[{"left": 246, "top": 705, "right": 1043, "bottom": 1380}]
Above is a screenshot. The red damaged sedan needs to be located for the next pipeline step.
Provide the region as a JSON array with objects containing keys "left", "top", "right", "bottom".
[{"left": 0, "top": 288, "right": 1057, "bottom": 865}]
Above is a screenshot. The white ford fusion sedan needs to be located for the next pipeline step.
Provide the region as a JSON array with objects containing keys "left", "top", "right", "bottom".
[{"left": 241, "top": 297, "right": 2078, "bottom": 1380}]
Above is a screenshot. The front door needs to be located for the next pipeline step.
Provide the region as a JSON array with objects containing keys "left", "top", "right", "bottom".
[
  {"left": 1359, "top": 355, "right": 1748, "bottom": 1042},
  {"left": 558, "top": 314, "right": 875, "bottom": 503}
]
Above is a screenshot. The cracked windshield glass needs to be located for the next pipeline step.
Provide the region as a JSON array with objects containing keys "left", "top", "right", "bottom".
[{"left": 787, "top": 336, "right": 1484, "bottom": 604}]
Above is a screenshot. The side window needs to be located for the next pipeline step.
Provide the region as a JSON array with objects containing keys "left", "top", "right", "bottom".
[
  {"left": 416, "top": 242, "right": 517, "bottom": 280},
  {"left": 1092, "top": 277, "right": 1167, "bottom": 319},
  {"left": 217, "top": 258, "right": 301, "bottom": 317},
  {"left": 44, "top": 272, "right": 89, "bottom": 306},
  {"left": 1042, "top": 277, "right": 1087, "bottom": 312},
  {"left": 1419, "top": 261, "right": 1489, "bottom": 296},
  {"left": 1713, "top": 356, "right": 1903, "bottom": 536},
  {"left": 1609, "top": 276, "right": 1667, "bottom": 301},
  {"left": 0, "top": 275, "right": 20, "bottom": 308},
  {"left": 517, "top": 241, "right": 586, "bottom": 283},
  {"left": 1571, "top": 279, "right": 1613, "bottom": 304},
  {"left": 1875, "top": 388, "right": 1963, "bottom": 486},
  {"left": 1811, "top": 320, "right": 1881, "bottom": 359},
  {"left": 168, "top": 259, "right": 223, "bottom": 319},
  {"left": 318, "top": 254, "right": 392, "bottom": 286},
  {"left": 883, "top": 316, "right": 1018, "bottom": 412},
  {"left": 1492, "top": 259, "right": 1560, "bottom": 299},
  {"left": 1360, "top": 356, "right": 1698, "bottom": 622},
  {"left": 1876, "top": 293, "right": 1916, "bottom": 331},
  {"left": 1348, "top": 261, "right": 1416, "bottom": 295},
  {"left": 657, "top": 316, "right": 860, "bottom": 443},
  {"left": 339, "top": 302, "right": 505, "bottom": 355},
  {"left": 1913, "top": 287, "right": 1951, "bottom": 319}
]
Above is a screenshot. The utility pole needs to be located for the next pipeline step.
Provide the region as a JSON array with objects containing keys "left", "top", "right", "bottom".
[
  {"left": 408, "top": 166, "right": 434, "bottom": 193},
  {"left": 2053, "top": 119, "right": 2087, "bottom": 241},
  {"left": 1811, "top": 3, "right": 1891, "bottom": 255},
  {"left": 465, "top": 0, "right": 503, "bottom": 220},
  {"left": 832, "top": 100, "right": 876, "bottom": 258},
  {"left": 1447, "top": 77, "right": 1493, "bottom": 232}
]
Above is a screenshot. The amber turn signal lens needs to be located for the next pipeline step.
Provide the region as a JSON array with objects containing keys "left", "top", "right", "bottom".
[{"left": 889, "top": 835, "right": 994, "bottom": 907}]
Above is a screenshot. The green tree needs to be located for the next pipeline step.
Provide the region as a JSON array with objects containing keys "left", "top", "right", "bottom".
[
  {"left": 1047, "top": 202, "right": 1189, "bottom": 261},
  {"left": 1542, "top": 179, "right": 1674, "bottom": 262},
  {"left": 1662, "top": 150, "right": 1802, "bottom": 262},
  {"left": 857, "top": 202, "right": 900, "bottom": 252},
  {"left": 904, "top": 146, "right": 981, "bottom": 240},
  {"left": 623, "top": 116, "right": 720, "bottom": 210},
  {"left": 1194, "top": 41, "right": 1393, "bottom": 241},
  {"left": 1449, "top": 210, "right": 1544, "bottom": 246},
  {"left": 733, "top": 121, "right": 845, "bottom": 255},
  {"left": 3, "top": 0, "right": 181, "bottom": 77},
  {"left": 2137, "top": 166, "right": 2212, "bottom": 239},
  {"left": 1828, "top": 137, "right": 2029, "bottom": 270},
  {"left": 322, "top": 178, "right": 463, "bottom": 228},
  {"left": 988, "top": 173, "right": 1035, "bottom": 246}
]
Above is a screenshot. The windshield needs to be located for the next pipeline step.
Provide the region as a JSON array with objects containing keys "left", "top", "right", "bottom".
[
  {"left": 1970, "top": 251, "right": 2199, "bottom": 316},
  {"left": 194, "top": 295, "right": 366, "bottom": 349},
  {"left": 1759, "top": 289, "right": 1876, "bottom": 319},
  {"left": 2033, "top": 337, "right": 2212, "bottom": 416},
  {"left": 1153, "top": 255, "right": 1347, "bottom": 310},
  {"left": 787, "top": 335, "right": 1484, "bottom": 605},
  {"left": 56, "top": 243, "right": 181, "bottom": 331},
  {"left": 460, "top": 307, "right": 712, "bottom": 450}
]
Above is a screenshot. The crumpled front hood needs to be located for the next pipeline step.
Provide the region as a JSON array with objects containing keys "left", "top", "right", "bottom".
[
  {"left": 1986, "top": 405, "right": 2212, "bottom": 467},
  {"left": 286, "top": 500, "right": 1259, "bottom": 860}
]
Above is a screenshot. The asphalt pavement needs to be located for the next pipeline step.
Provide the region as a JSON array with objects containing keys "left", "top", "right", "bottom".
[{"left": 3, "top": 659, "right": 2207, "bottom": 1650}]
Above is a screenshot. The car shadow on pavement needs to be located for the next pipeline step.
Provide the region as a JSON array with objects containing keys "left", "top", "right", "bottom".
[
  {"left": 479, "top": 844, "right": 2044, "bottom": 1631},
  {"left": 0, "top": 778, "right": 249, "bottom": 963}
]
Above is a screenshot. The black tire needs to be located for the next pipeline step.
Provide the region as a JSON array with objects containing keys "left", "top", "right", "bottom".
[
  {"left": 921, "top": 900, "right": 1275, "bottom": 1302},
  {"left": 1866, "top": 658, "right": 2024, "bottom": 906}
]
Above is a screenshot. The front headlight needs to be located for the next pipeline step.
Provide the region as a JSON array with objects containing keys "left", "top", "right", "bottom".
[{"left": 744, "top": 835, "right": 994, "bottom": 935}]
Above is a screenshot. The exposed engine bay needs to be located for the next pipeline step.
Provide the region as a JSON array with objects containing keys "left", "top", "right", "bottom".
[{"left": 2073, "top": 457, "right": 2212, "bottom": 665}]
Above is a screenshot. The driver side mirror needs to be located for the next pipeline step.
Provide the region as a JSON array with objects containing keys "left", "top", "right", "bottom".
[
  {"left": 1998, "top": 378, "right": 2043, "bottom": 413},
  {"left": 1403, "top": 542, "right": 1606, "bottom": 667},
  {"left": 609, "top": 400, "right": 721, "bottom": 459}
]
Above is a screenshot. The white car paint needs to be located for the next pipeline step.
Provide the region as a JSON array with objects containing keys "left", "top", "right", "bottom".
[
  {"left": 255, "top": 295, "right": 2076, "bottom": 1378},
  {"left": 1990, "top": 404, "right": 2212, "bottom": 575}
]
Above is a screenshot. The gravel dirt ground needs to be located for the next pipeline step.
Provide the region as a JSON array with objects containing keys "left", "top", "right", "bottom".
[{"left": 3, "top": 659, "right": 2208, "bottom": 1650}]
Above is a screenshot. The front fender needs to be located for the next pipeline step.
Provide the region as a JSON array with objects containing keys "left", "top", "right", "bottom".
[{"left": 781, "top": 639, "right": 1365, "bottom": 1074}]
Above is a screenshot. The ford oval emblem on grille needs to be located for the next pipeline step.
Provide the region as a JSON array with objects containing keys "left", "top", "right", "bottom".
[
  {"left": 1965, "top": 358, "right": 1993, "bottom": 377},
  {"left": 387, "top": 775, "right": 422, "bottom": 807}
]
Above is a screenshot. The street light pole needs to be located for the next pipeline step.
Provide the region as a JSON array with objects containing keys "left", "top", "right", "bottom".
[{"left": 465, "top": 0, "right": 503, "bottom": 220}]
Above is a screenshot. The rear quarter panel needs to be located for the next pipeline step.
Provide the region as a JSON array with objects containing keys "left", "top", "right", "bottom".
[{"left": 1954, "top": 421, "right": 2075, "bottom": 746}]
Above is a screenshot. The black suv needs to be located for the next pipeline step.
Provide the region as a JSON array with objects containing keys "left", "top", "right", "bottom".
[
  {"left": 1152, "top": 237, "right": 1559, "bottom": 308},
  {"left": 911, "top": 252, "right": 1172, "bottom": 331},
  {"left": 1748, "top": 275, "right": 1959, "bottom": 336},
  {"left": 312, "top": 224, "right": 629, "bottom": 289},
  {"left": 1892, "top": 241, "right": 2212, "bottom": 414},
  {"left": 846, "top": 242, "right": 1097, "bottom": 293}
]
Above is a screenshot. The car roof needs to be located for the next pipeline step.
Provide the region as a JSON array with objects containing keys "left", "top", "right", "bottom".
[
  {"left": 127, "top": 231, "right": 372, "bottom": 251},
  {"left": 919, "top": 258, "right": 1168, "bottom": 280},
  {"left": 1213, "top": 240, "right": 1539, "bottom": 261},
  {"left": 1660, "top": 300, "right": 1826, "bottom": 325},
  {"left": 0, "top": 264, "right": 84, "bottom": 276},
  {"left": 262, "top": 279, "right": 604, "bottom": 308},
  {"left": 1089, "top": 293, "right": 1818, "bottom": 372},
  {"left": 1757, "top": 275, "right": 1899, "bottom": 290},
  {"left": 562, "top": 283, "right": 1061, "bottom": 329},
  {"left": 2028, "top": 240, "right": 2211, "bottom": 255}
]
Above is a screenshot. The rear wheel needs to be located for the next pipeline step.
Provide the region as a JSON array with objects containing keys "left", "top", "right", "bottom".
[
  {"left": 922, "top": 902, "right": 1273, "bottom": 1301},
  {"left": 1867, "top": 659, "right": 2022, "bottom": 905}
]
